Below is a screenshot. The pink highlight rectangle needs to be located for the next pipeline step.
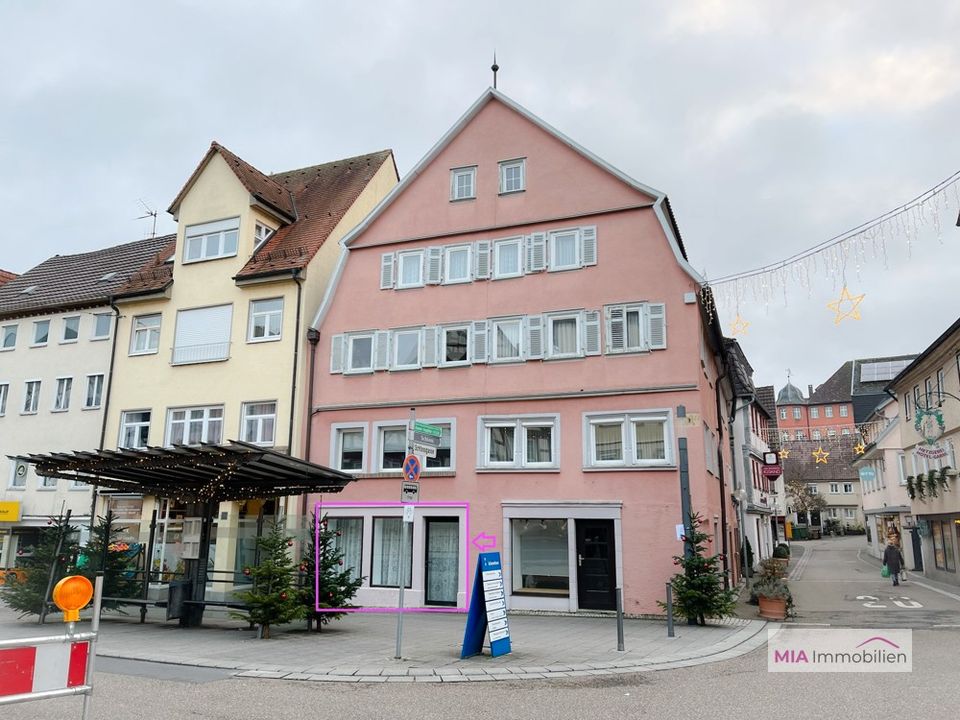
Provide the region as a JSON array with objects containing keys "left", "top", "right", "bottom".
[{"left": 314, "top": 501, "right": 470, "bottom": 614}]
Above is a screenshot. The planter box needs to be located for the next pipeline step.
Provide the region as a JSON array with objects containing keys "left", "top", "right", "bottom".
[{"left": 758, "top": 595, "right": 787, "bottom": 620}]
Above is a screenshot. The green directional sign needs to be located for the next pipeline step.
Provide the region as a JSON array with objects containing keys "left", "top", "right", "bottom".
[{"left": 414, "top": 421, "right": 442, "bottom": 437}]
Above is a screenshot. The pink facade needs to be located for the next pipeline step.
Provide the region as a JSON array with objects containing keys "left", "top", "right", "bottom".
[{"left": 308, "top": 91, "right": 736, "bottom": 614}]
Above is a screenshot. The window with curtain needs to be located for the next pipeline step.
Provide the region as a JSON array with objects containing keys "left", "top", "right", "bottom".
[
  {"left": 444, "top": 245, "right": 471, "bottom": 283},
  {"left": 633, "top": 419, "right": 666, "bottom": 461},
  {"left": 397, "top": 251, "right": 424, "bottom": 288},
  {"left": 327, "top": 518, "right": 363, "bottom": 583},
  {"left": 371, "top": 517, "right": 412, "bottom": 587},
  {"left": 593, "top": 423, "right": 623, "bottom": 462},
  {"left": 548, "top": 315, "right": 579, "bottom": 357},
  {"left": 549, "top": 231, "right": 579, "bottom": 270},
  {"left": 511, "top": 519, "right": 569, "bottom": 594},
  {"left": 379, "top": 426, "right": 407, "bottom": 470},
  {"left": 336, "top": 427, "right": 365, "bottom": 471},
  {"left": 492, "top": 319, "right": 521, "bottom": 361},
  {"left": 586, "top": 412, "right": 671, "bottom": 467},
  {"left": 525, "top": 425, "right": 552, "bottom": 464},
  {"left": 480, "top": 417, "right": 557, "bottom": 469},
  {"left": 488, "top": 425, "right": 515, "bottom": 464}
]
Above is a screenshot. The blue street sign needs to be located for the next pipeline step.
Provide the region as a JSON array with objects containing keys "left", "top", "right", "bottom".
[
  {"left": 402, "top": 454, "right": 421, "bottom": 483},
  {"left": 461, "top": 552, "right": 511, "bottom": 659}
]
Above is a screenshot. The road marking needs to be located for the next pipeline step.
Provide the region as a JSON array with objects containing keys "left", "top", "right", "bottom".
[
  {"left": 788, "top": 548, "right": 813, "bottom": 580},
  {"left": 792, "top": 623, "right": 832, "bottom": 627},
  {"left": 932, "top": 624, "right": 960, "bottom": 628}
]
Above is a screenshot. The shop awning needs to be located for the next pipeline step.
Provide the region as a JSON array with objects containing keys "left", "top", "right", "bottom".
[{"left": 20, "top": 441, "right": 353, "bottom": 503}]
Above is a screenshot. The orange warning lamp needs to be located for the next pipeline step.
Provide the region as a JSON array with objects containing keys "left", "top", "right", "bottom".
[{"left": 52, "top": 575, "right": 93, "bottom": 623}]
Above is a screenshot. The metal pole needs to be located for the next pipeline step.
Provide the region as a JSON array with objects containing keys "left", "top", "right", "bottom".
[
  {"left": 395, "top": 407, "right": 415, "bottom": 660},
  {"left": 40, "top": 509, "right": 72, "bottom": 625},
  {"left": 615, "top": 587, "right": 625, "bottom": 651},
  {"left": 144, "top": 510, "right": 157, "bottom": 600},
  {"left": 665, "top": 582, "right": 675, "bottom": 638},
  {"left": 82, "top": 573, "right": 103, "bottom": 720}
]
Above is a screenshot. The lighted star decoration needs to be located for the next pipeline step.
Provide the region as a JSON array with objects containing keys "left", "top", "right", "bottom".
[
  {"left": 730, "top": 314, "right": 750, "bottom": 336},
  {"left": 778, "top": 448, "right": 791, "bottom": 460},
  {"left": 812, "top": 446, "right": 830, "bottom": 464},
  {"left": 853, "top": 441, "right": 866, "bottom": 456},
  {"left": 826, "top": 286, "right": 866, "bottom": 325}
]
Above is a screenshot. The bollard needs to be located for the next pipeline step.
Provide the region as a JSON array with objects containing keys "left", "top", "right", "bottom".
[
  {"left": 665, "top": 582, "right": 675, "bottom": 638},
  {"left": 615, "top": 587, "right": 625, "bottom": 651}
]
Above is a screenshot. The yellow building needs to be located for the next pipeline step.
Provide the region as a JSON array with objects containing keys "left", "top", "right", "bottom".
[{"left": 103, "top": 142, "right": 397, "bottom": 586}]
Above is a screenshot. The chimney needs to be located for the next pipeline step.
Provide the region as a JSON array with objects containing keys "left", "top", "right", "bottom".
[{"left": 808, "top": 384, "right": 814, "bottom": 398}]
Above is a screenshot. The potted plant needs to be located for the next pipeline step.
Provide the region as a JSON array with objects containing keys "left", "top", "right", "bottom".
[{"left": 754, "top": 577, "right": 792, "bottom": 620}]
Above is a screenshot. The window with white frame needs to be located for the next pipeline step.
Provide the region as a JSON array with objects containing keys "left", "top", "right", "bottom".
[
  {"left": 546, "top": 312, "right": 580, "bottom": 359},
  {"left": 480, "top": 416, "right": 558, "bottom": 469},
  {"left": 843, "top": 483, "right": 853, "bottom": 494},
  {"left": 795, "top": 430, "right": 805, "bottom": 441},
  {"left": 779, "top": 408, "right": 786, "bottom": 420},
  {"left": 52, "top": 377, "right": 72, "bottom": 411},
  {"left": 825, "top": 406, "right": 834, "bottom": 418},
  {"left": 450, "top": 166, "right": 476, "bottom": 201},
  {"left": 829, "top": 483, "right": 839, "bottom": 494},
  {"left": 826, "top": 508, "right": 838, "bottom": 518},
  {"left": 183, "top": 217, "right": 239, "bottom": 262},
  {"left": 490, "top": 318, "right": 522, "bottom": 362},
  {"left": 904, "top": 392, "right": 912, "bottom": 420},
  {"left": 1, "top": 324, "right": 16, "bottom": 350},
  {"left": 61, "top": 316, "right": 80, "bottom": 343},
  {"left": 841, "top": 428, "right": 850, "bottom": 436},
  {"left": 33, "top": 320, "right": 50, "bottom": 346},
  {"left": 173, "top": 305, "right": 232, "bottom": 364},
  {"left": 246, "top": 298, "right": 282, "bottom": 342},
  {"left": 120, "top": 410, "right": 151, "bottom": 449},
  {"left": 346, "top": 334, "right": 374, "bottom": 373},
  {"left": 425, "top": 423, "right": 453, "bottom": 470},
  {"left": 392, "top": 329, "right": 421, "bottom": 370},
  {"left": 807, "top": 484, "right": 818, "bottom": 495},
  {"left": 499, "top": 159, "right": 525, "bottom": 194},
  {"left": 440, "top": 325, "right": 469, "bottom": 367},
  {"left": 780, "top": 431, "right": 790, "bottom": 442},
  {"left": 166, "top": 406, "right": 223, "bottom": 446},
  {"left": 371, "top": 517, "right": 413, "bottom": 587},
  {"left": 130, "top": 314, "right": 161, "bottom": 355},
  {"left": 493, "top": 238, "right": 523, "bottom": 279},
  {"left": 793, "top": 407, "right": 801, "bottom": 419},
  {"left": 0, "top": 383, "right": 7, "bottom": 416},
  {"left": 22, "top": 380, "right": 40, "bottom": 414},
  {"left": 377, "top": 425, "right": 407, "bottom": 471},
  {"left": 897, "top": 453, "right": 907, "bottom": 485},
  {"left": 843, "top": 508, "right": 855, "bottom": 519},
  {"left": 334, "top": 426, "right": 365, "bottom": 471},
  {"left": 839, "top": 405, "right": 848, "bottom": 417},
  {"left": 511, "top": 518, "right": 569, "bottom": 595},
  {"left": 812, "top": 430, "right": 821, "bottom": 441},
  {"left": 326, "top": 518, "right": 363, "bottom": 583},
  {"left": 396, "top": 250, "right": 424, "bottom": 289},
  {"left": 443, "top": 245, "right": 471, "bottom": 284},
  {"left": 549, "top": 229, "right": 580, "bottom": 271},
  {"left": 39, "top": 475, "right": 57, "bottom": 489},
  {"left": 827, "top": 429, "right": 836, "bottom": 439},
  {"left": 9, "top": 459, "right": 27, "bottom": 488},
  {"left": 241, "top": 401, "right": 276, "bottom": 446},
  {"left": 92, "top": 313, "right": 112, "bottom": 340},
  {"left": 585, "top": 411, "right": 672, "bottom": 468},
  {"left": 810, "top": 407, "right": 819, "bottom": 419},
  {"left": 253, "top": 222, "right": 274, "bottom": 252},
  {"left": 84, "top": 374, "right": 104, "bottom": 409}
]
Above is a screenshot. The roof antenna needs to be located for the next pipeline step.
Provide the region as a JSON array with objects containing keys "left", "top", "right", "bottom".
[
  {"left": 491, "top": 52, "right": 499, "bottom": 89},
  {"left": 136, "top": 198, "right": 158, "bottom": 238}
]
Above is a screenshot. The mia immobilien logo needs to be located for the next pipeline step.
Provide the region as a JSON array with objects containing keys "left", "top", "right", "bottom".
[{"left": 768, "top": 629, "right": 912, "bottom": 673}]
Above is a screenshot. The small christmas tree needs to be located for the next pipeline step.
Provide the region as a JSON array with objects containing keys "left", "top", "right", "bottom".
[
  {"left": 1, "top": 514, "right": 79, "bottom": 618},
  {"left": 659, "top": 512, "right": 736, "bottom": 626},
  {"left": 77, "top": 512, "right": 140, "bottom": 608},
  {"left": 234, "top": 519, "right": 305, "bottom": 638},
  {"left": 301, "top": 513, "right": 363, "bottom": 630}
]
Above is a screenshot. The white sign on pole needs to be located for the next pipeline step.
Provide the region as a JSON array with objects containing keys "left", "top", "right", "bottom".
[
  {"left": 403, "top": 504, "right": 415, "bottom": 523},
  {"left": 412, "top": 442, "right": 437, "bottom": 458},
  {"left": 676, "top": 523, "right": 686, "bottom": 541}
]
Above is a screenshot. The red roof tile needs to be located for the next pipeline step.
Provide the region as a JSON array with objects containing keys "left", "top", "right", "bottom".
[
  {"left": 114, "top": 238, "right": 178, "bottom": 298},
  {"left": 0, "top": 269, "right": 17, "bottom": 286}
]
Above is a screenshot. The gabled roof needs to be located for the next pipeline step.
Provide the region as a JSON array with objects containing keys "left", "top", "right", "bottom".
[
  {"left": 238, "top": 150, "right": 394, "bottom": 279},
  {"left": 0, "top": 269, "right": 17, "bottom": 286},
  {"left": 755, "top": 385, "right": 777, "bottom": 421},
  {"left": 887, "top": 317, "right": 960, "bottom": 390},
  {"left": 723, "top": 338, "right": 755, "bottom": 398},
  {"left": 0, "top": 235, "right": 175, "bottom": 319},
  {"left": 335, "top": 88, "right": 697, "bottom": 277},
  {"left": 781, "top": 442, "right": 859, "bottom": 481},
  {"left": 809, "top": 362, "right": 853, "bottom": 404},
  {"left": 168, "top": 141, "right": 296, "bottom": 220}
]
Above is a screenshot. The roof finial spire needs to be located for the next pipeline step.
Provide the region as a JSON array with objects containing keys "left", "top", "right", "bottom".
[
  {"left": 786, "top": 368, "right": 792, "bottom": 385},
  {"left": 491, "top": 52, "right": 499, "bottom": 89}
]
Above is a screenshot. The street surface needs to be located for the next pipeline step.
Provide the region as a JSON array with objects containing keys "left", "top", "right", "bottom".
[{"left": 4, "top": 535, "right": 958, "bottom": 720}]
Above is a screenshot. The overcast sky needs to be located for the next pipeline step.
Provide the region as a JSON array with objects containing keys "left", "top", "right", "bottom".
[{"left": 3, "top": 1, "right": 959, "bottom": 393}]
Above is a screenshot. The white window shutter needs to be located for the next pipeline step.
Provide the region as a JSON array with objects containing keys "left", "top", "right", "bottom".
[
  {"left": 525, "top": 315, "right": 544, "bottom": 359},
  {"left": 380, "top": 253, "right": 395, "bottom": 289},
  {"left": 425, "top": 247, "right": 443, "bottom": 285},
  {"left": 475, "top": 240, "right": 491, "bottom": 280},
  {"left": 583, "top": 310, "right": 601, "bottom": 355},
  {"left": 647, "top": 303, "right": 666, "bottom": 349},
  {"left": 421, "top": 326, "right": 438, "bottom": 367},
  {"left": 374, "top": 330, "right": 391, "bottom": 370},
  {"left": 471, "top": 320, "right": 488, "bottom": 363},
  {"left": 606, "top": 306, "right": 625, "bottom": 353},
  {"left": 525, "top": 232, "right": 547, "bottom": 273},
  {"left": 330, "top": 334, "right": 345, "bottom": 373},
  {"left": 581, "top": 226, "right": 597, "bottom": 266}
]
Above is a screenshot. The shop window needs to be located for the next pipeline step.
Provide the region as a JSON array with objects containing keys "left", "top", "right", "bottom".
[
  {"left": 511, "top": 519, "right": 569, "bottom": 595},
  {"left": 370, "top": 517, "right": 412, "bottom": 588},
  {"left": 327, "top": 518, "right": 363, "bottom": 583}
]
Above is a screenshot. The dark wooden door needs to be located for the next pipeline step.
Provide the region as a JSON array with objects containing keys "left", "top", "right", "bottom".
[{"left": 576, "top": 519, "right": 616, "bottom": 610}]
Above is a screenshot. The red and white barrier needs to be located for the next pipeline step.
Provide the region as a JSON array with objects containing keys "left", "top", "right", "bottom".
[{"left": 0, "top": 640, "right": 90, "bottom": 697}]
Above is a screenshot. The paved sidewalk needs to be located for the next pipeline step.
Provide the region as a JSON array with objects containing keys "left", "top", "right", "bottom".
[{"left": 0, "top": 603, "right": 768, "bottom": 683}]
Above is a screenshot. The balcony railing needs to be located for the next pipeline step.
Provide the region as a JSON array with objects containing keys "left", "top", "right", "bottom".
[{"left": 171, "top": 341, "right": 231, "bottom": 365}]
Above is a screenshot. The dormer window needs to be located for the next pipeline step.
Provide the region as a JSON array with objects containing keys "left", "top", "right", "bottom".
[
  {"left": 450, "top": 166, "right": 476, "bottom": 201},
  {"left": 254, "top": 223, "right": 275, "bottom": 253},
  {"left": 183, "top": 218, "right": 240, "bottom": 263}
]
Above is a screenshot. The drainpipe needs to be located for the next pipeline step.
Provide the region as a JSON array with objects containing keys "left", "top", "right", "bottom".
[
  {"left": 300, "top": 328, "right": 320, "bottom": 523},
  {"left": 714, "top": 363, "right": 731, "bottom": 589},
  {"left": 287, "top": 269, "right": 304, "bottom": 457},
  {"left": 89, "top": 299, "right": 122, "bottom": 533},
  {"left": 728, "top": 395, "right": 753, "bottom": 578}
]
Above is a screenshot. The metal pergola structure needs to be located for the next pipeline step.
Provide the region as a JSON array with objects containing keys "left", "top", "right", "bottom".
[{"left": 22, "top": 441, "right": 353, "bottom": 626}]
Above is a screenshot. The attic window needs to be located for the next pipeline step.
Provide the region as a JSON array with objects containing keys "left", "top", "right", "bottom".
[
  {"left": 254, "top": 223, "right": 275, "bottom": 253},
  {"left": 20, "top": 285, "right": 37, "bottom": 294},
  {"left": 164, "top": 254, "right": 174, "bottom": 264},
  {"left": 184, "top": 217, "right": 240, "bottom": 263},
  {"left": 99, "top": 272, "right": 118, "bottom": 282}
]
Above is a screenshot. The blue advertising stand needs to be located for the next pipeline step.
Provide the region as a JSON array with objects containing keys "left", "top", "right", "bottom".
[{"left": 461, "top": 552, "right": 511, "bottom": 658}]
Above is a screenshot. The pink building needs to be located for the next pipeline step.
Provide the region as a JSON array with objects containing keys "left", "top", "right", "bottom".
[{"left": 307, "top": 89, "right": 736, "bottom": 614}]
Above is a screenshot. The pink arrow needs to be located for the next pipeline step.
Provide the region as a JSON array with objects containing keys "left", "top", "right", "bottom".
[{"left": 472, "top": 532, "right": 496, "bottom": 551}]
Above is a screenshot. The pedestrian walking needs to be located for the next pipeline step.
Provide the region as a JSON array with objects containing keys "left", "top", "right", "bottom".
[{"left": 883, "top": 540, "right": 904, "bottom": 587}]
